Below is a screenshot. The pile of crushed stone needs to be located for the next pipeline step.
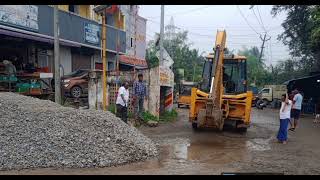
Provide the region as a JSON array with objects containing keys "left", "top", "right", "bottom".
[{"left": 0, "top": 92, "right": 158, "bottom": 170}]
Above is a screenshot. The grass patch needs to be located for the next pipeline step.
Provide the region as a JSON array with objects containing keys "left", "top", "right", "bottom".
[
  {"left": 108, "top": 104, "right": 116, "bottom": 114},
  {"left": 159, "top": 109, "right": 178, "bottom": 122},
  {"left": 141, "top": 111, "right": 158, "bottom": 123},
  {"left": 128, "top": 112, "right": 134, "bottom": 119},
  {"left": 141, "top": 109, "right": 178, "bottom": 123}
]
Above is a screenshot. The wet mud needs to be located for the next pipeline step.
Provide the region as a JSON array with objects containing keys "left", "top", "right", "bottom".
[{"left": 1, "top": 108, "right": 320, "bottom": 175}]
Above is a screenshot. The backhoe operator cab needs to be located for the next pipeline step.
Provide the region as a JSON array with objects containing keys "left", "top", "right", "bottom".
[
  {"left": 223, "top": 55, "right": 247, "bottom": 94},
  {"left": 200, "top": 54, "right": 247, "bottom": 94}
]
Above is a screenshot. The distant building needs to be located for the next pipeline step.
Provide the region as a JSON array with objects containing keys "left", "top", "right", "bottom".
[{"left": 119, "top": 5, "right": 147, "bottom": 70}]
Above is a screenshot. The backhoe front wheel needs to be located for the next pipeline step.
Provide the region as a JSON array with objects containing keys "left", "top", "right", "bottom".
[{"left": 236, "top": 121, "right": 248, "bottom": 133}]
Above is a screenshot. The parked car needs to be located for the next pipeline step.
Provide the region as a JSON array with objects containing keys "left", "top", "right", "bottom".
[{"left": 61, "top": 69, "right": 90, "bottom": 98}]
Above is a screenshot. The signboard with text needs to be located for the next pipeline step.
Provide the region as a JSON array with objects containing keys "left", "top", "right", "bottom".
[
  {"left": 84, "top": 22, "right": 100, "bottom": 45},
  {"left": 160, "top": 66, "right": 174, "bottom": 87},
  {"left": 0, "top": 5, "right": 38, "bottom": 31}
]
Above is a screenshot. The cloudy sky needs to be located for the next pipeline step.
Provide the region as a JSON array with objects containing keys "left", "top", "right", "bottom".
[{"left": 139, "top": 5, "right": 289, "bottom": 66}]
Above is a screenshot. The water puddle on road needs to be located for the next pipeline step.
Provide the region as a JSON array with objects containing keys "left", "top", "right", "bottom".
[
  {"left": 160, "top": 136, "right": 249, "bottom": 165},
  {"left": 246, "top": 137, "right": 272, "bottom": 151}
]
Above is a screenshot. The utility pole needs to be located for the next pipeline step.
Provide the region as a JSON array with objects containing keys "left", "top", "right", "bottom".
[
  {"left": 93, "top": 5, "right": 111, "bottom": 111},
  {"left": 115, "top": 8, "right": 120, "bottom": 114},
  {"left": 54, "top": 5, "right": 61, "bottom": 104},
  {"left": 159, "top": 5, "right": 164, "bottom": 66},
  {"left": 259, "top": 33, "right": 271, "bottom": 63},
  {"left": 102, "top": 12, "right": 107, "bottom": 111}
]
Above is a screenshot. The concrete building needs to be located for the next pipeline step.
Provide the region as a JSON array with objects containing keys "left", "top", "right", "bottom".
[
  {"left": 0, "top": 5, "right": 126, "bottom": 76},
  {"left": 119, "top": 5, "right": 147, "bottom": 70}
]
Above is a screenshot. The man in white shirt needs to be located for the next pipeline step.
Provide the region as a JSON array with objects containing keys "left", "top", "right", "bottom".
[
  {"left": 290, "top": 89, "right": 303, "bottom": 131},
  {"left": 277, "top": 93, "right": 292, "bottom": 144},
  {"left": 116, "top": 82, "right": 129, "bottom": 123}
]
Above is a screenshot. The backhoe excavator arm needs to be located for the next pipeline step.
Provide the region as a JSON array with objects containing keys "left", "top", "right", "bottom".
[{"left": 211, "top": 30, "right": 226, "bottom": 108}]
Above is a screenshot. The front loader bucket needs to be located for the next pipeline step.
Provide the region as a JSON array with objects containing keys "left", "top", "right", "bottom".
[{"left": 197, "top": 107, "right": 224, "bottom": 130}]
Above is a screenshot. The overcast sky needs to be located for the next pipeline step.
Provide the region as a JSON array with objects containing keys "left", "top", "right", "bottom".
[{"left": 139, "top": 5, "right": 289, "bottom": 66}]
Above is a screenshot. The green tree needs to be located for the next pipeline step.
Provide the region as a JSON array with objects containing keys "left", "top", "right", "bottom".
[
  {"left": 145, "top": 27, "right": 205, "bottom": 86},
  {"left": 238, "top": 46, "right": 269, "bottom": 87},
  {"left": 271, "top": 5, "right": 320, "bottom": 72}
]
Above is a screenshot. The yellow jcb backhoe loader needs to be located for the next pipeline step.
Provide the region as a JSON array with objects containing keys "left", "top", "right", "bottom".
[{"left": 189, "top": 30, "right": 253, "bottom": 132}]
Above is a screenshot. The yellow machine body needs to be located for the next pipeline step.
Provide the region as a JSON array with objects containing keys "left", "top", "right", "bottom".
[
  {"left": 189, "top": 30, "right": 253, "bottom": 131},
  {"left": 177, "top": 80, "right": 197, "bottom": 108}
]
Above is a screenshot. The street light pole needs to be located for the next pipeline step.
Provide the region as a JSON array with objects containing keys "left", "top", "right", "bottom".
[{"left": 54, "top": 5, "right": 61, "bottom": 104}]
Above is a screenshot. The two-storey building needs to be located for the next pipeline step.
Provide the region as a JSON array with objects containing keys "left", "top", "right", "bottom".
[{"left": 0, "top": 5, "right": 146, "bottom": 76}]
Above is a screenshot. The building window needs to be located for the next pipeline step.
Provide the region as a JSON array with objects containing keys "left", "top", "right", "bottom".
[{"left": 131, "top": 37, "right": 133, "bottom": 48}]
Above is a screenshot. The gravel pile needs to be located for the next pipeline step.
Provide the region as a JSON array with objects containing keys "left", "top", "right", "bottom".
[{"left": 0, "top": 92, "right": 158, "bottom": 170}]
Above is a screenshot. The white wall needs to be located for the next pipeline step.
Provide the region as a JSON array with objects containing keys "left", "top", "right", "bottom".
[
  {"left": 120, "top": 5, "right": 146, "bottom": 60},
  {"left": 136, "top": 16, "right": 146, "bottom": 59}
]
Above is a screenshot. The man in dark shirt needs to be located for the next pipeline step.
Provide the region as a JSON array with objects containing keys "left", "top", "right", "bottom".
[{"left": 133, "top": 73, "right": 148, "bottom": 120}]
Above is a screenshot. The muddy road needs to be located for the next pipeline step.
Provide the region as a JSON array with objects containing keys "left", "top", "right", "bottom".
[{"left": 2, "top": 108, "right": 320, "bottom": 175}]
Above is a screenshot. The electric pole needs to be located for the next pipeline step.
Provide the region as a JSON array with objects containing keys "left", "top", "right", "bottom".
[
  {"left": 102, "top": 12, "right": 107, "bottom": 111},
  {"left": 159, "top": 5, "right": 164, "bottom": 66},
  {"left": 259, "top": 33, "right": 271, "bottom": 63},
  {"left": 54, "top": 5, "right": 61, "bottom": 104},
  {"left": 115, "top": 9, "right": 120, "bottom": 114}
]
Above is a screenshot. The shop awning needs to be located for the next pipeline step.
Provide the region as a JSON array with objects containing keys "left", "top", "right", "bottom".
[
  {"left": 119, "top": 55, "right": 148, "bottom": 68},
  {"left": 0, "top": 28, "right": 80, "bottom": 47}
]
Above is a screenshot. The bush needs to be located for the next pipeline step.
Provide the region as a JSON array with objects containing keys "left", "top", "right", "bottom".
[
  {"left": 128, "top": 112, "right": 134, "bottom": 119},
  {"left": 159, "top": 109, "right": 178, "bottom": 122},
  {"left": 141, "top": 111, "right": 158, "bottom": 122},
  {"left": 108, "top": 104, "right": 116, "bottom": 114}
]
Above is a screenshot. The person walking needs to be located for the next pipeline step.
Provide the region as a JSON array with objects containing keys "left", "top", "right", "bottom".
[
  {"left": 277, "top": 93, "right": 292, "bottom": 144},
  {"left": 133, "top": 73, "right": 148, "bottom": 120},
  {"left": 116, "top": 82, "right": 129, "bottom": 123},
  {"left": 289, "top": 89, "right": 303, "bottom": 131}
]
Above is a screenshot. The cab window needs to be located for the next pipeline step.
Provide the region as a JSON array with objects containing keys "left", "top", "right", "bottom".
[{"left": 261, "top": 89, "right": 270, "bottom": 93}]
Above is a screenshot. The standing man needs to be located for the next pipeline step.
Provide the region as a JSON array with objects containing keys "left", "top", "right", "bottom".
[
  {"left": 133, "top": 73, "right": 148, "bottom": 120},
  {"left": 290, "top": 89, "right": 303, "bottom": 131},
  {"left": 116, "top": 82, "right": 129, "bottom": 123},
  {"left": 277, "top": 93, "right": 292, "bottom": 144}
]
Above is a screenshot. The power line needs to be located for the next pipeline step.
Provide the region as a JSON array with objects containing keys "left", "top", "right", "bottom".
[
  {"left": 236, "top": 5, "right": 261, "bottom": 36},
  {"left": 147, "top": 17, "right": 283, "bottom": 39},
  {"left": 144, "top": 15, "right": 288, "bottom": 58},
  {"left": 256, "top": 6, "right": 267, "bottom": 32},
  {"left": 147, "top": 19, "right": 261, "bottom": 39},
  {"left": 251, "top": 6, "right": 266, "bottom": 33}
]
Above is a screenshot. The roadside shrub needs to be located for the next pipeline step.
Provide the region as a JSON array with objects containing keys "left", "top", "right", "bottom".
[
  {"left": 141, "top": 111, "right": 158, "bottom": 122},
  {"left": 160, "top": 109, "right": 178, "bottom": 122},
  {"left": 108, "top": 104, "right": 116, "bottom": 114}
]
